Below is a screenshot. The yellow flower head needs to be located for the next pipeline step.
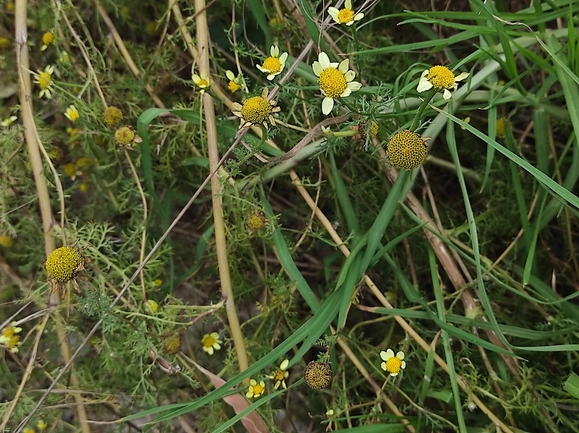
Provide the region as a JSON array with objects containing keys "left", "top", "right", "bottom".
[
  {"left": 312, "top": 52, "right": 362, "bottom": 115},
  {"left": 0, "top": 235, "right": 14, "bottom": 247},
  {"left": 45, "top": 246, "right": 82, "bottom": 283},
  {"left": 35, "top": 65, "right": 55, "bottom": 99},
  {"left": 146, "top": 299, "right": 158, "bottom": 313},
  {"left": 192, "top": 71, "right": 211, "bottom": 93},
  {"left": 328, "top": 0, "right": 364, "bottom": 26},
  {"left": 256, "top": 45, "right": 288, "bottom": 81},
  {"left": 0, "top": 37, "right": 11, "bottom": 49},
  {"left": 0, "top": 322, "right": 23, "bottom": 353},
  {"left": 380, "top": 349, "right": 406, "bottom": 377},
  {"left": 37, "top": 420, "right": 48, "bottom": 430},
  {"left": 232, "top": 87, "right": 280, "bottom": 130},
  {"left": 246, "top": 379, "right": 266, "bottom": 399},
  {"left": 163, "top": 333, "right": 181, "bottom": 355},
  {"left": 416, "top": 65, "right": 469, "bottom": 100},
  {"left": 225, "top": 70, "right": 243, "bottom": 92},
  {"left": 267, "top": 359, "right": 289, "bottom": 390},
  {"left": 41, "top": 31, "right": 55, "bottom": 51},
  {"left": 23, "top": 428, "right": 34, "bottom": 433},
  {"left": 201, "top": 332, "right": 222, "bottom": 355},
  {"left": 386, "top": 130, "right": 429, "bottom": 170},
  {"left": 102, "top": 106, "right": 123, "bottom": 127},
  {"left": 64, "top": 105, "right": 79, "bottom": 122},
  {"left": 114, "top": 126, "right": 142, "bottom": 147},
  {"left": 496, "top": 116, "right": 507, "bottom": 138},
  {"left": 247, "top": 211, "right": 268, "bottom": 234},
  {"left": 304, "top": 360, "right": 331, "bottom": 389}
]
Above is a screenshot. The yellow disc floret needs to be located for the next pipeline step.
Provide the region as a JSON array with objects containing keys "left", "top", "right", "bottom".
[
  {"left": 426, "top": 65, "right": 456, "bottom": 90},
  {"left": 45, "top": 246, "right": 82, "bottom": 283},
  {"left": 262, "top": 57, "right": 282, "bottom": 74},
  {"left": 387, "top": 130, "right": 428, "bottom": 170},
  {"left": 318, "top": 69, "right": 348, "bottom": 98},
  {"left": 337, "top": 8, "right": 355, "bottom": 23},
  {"left": 114, "top": 126, "right": 136, "bottom": 146},
  {"left": 102, "top": 106, "right": 124, "bottom": 127},
  {"left": 240, "top": 97, "right": 273, "bottom": 125},
  {"left": 304, "top": 361, "right": 332, "bottom": 389}
]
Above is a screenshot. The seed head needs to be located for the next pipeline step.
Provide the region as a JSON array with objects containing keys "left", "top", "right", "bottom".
[
  {"left": 45, "top": 246, "right": 82, "bottom": 283},
  {"left": 304, "top": 360, "right": 332, "bottom": 389},
  {"left": 386, "top": 130, "right": 428, "bottom": 170},
  {"left": 102, "top": 106, "right": 124, "bottom": 128}
]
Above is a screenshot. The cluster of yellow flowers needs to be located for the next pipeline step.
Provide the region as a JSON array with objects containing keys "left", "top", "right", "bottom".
[{"left": 0, "top": 322, "right": 23, "bottom": 353}]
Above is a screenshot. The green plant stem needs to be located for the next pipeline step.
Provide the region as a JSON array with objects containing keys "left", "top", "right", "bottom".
[{"left": 410, "top": 89, "right": 436, "bottom": 132}]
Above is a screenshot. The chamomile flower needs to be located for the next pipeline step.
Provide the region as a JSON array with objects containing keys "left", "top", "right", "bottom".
[
  {"left": 0, "top": 322, "right": 23, "bottom": 353},
  {"left": 192, "top": 71, "right": 211, "bottom": 93},
  {"left": 246, "top": 379, "right": 266, "bottom": 399},
  {"left": 416, "top": 65, "right": 469, "bottom": 100},
  {"left": 146, "top": 300, "right": 159, "bottom": 313},
  {"left": 41, "top": 31, "right": 55, "bottom": 51},
  {"left": 35, "top": 65, "right": 55, "bottom": 99},
  {"left": 1, "top": 116, "right": 17, "bottom": 127},
  {"left": 225, "top": 70, "right": 243, "bottom": 92},
  {"left": 312, "top": 52, "right": 361, "bottom": 115},
  {"left": 64, "top": 105, "right": 79, "bottom": 122},
  {"left": 380, "top": 349, "right": 406, "bottom": 377},
  {"left": 256, "top": 45, "right": 288, "bottom": 81},
  {"left": 232, "top": 87, "right": 280, "bottom": 129},
  {"left": 201, "top": 332, "right": 222, "bottom": 355},
  {"left": 114, "top": 126, "right": 142, "bottom": 147},
  {"left": 267, "top": 359, "right": 290, "bottom": 389},
  {"left": 328, "top": 0, "right": 364, "bottom": 26}
]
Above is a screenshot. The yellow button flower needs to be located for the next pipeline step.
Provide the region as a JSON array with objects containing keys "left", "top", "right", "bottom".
[
  {"left": 416, "top": 65, "right": 469, "bottom": 100},
  {"left": 232, "top": 87, "right": 280, "bottom": 129},
  {"left": 328, "top": 0, "right": 364, "bottom": 26},
  {"left": 267, "top": 359, "right": 289, "bottom": 390},
  {"left": 256, "top": 45, "right": 288, "bottom": 81},
  {"left": 0, "top": 322, "right": 23, "bottom": 353},
  {"left": 201, "top": 332, "right": 222, "bottom": 355},
  {"left": 192, "top": 71, "right": 211, "bottom": 93},
  {"left": 41, "top": 31, "right": 55, "bottom": 51},
  {"left": 225, "top": 70, "right": 243, "bottom": 92},
  {"left": 312, "top": 52, "right": 362, "bottom": 115},
  {"left": 246, "top": 379, "right": 266, "bottom": 399},
  {"left": 102, "top": 106, "right": 123, "bottom": 128},
  {"left": 380, "top": 349, "right": 406, "bottom": 377},
  {"left": 64, "top": 105, "right": 79, "bottom": 122},
  {"left": 386, "top": 130, "right": 429, "bottom": 170},
  {"left": 146, "top": 300, "right": 159, "bottom": 313},
  {"left": 35, "top": 65, "right": 55, "bottom": 99}
]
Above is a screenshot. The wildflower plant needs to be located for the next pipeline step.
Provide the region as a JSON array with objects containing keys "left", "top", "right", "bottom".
[
  {"left": 312, "top": 52, "right": 362, "bottom": 115},
  {"left": 2, "top": 2, "right": 579, "bottom": 433}
]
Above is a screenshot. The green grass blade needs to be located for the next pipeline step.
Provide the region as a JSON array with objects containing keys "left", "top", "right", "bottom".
[{"left": 246, "top": 0, "right": 272, "bottom": 48}]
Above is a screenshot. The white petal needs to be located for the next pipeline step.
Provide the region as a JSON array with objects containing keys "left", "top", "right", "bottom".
[
  {"left": 454, "top": 71, "right": 469, "bottom": 82},
  {"left": 396, "top": 351, "right": 405, "bottom": 360},
  {"left": 322, "top": 97, "right": 334, "bottom": 115},
  {"left": 341, "top": 88, "right": 352, "bottom": 97},
  {"left": 401, "top": 361, "right": 406, "bottom": 369},
  {"left": 279, "top": 52, "right": 288, "bottom": 64},
  {"left": 339, "top": 58, "right": 350, "bottom": 74},
  {"left": 443, "top": 89, "right": 452, "bottom": 99},
  {"left": 312, "top": 61, "right": 323, "bottom": 76},
  {"left": 267, "top": 73, "right": 275, "bottom": 80},
  {"left": 344, "top": 70, "right": 356, "bottom": 82},
  {"left": 416, "top": 80, "right": 433, "bottom": 93},
  {"left": 226, "top": 70, "right": 235, "bottom": 80},
  {"left": 354, "top": 13, "right": 364, "bottom": 21},
  {"left": 192, "top": 74, "right": 200, "bottom": 84},
  {"left": 271, "top": 45, "right": 279, "bottom": 57},
  {"left": 420, "top": 69, "right": 429, "bottom": 79},
  {"left": 346, "top": 21, "right": 355, "bottom": 26},
  {"left": 347, "top": 81, "right": 362, "bottom": 91},
  {"left": 345, "top": 0, "right": 352, "bottom": 9},
  {"left": 319, "top": 52, "right": 331, "bottom": 69},
  {"left": 328, "top": 7, "right": 339, "bottom": 21},
  {"left": 280, "top": 359, "right": 289, "bottom": 370},
  {"left": 256, "top": 64, "right": 267, "bottom": 73}
]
